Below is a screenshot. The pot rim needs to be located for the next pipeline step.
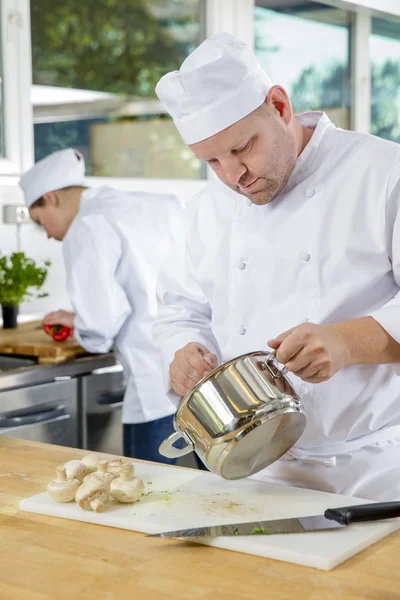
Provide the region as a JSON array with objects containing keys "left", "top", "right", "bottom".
[{"left": 179, "top": 349, "right": 279, "bottom": 409}]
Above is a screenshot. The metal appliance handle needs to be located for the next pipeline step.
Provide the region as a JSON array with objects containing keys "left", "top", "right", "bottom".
[
  {"left": 0, "top": 405, "right": 67, "bottom": 428},
  {"left": 96, "top": 389, "right": 125, "bottom": 408},
  {"left": 159, "top": 431, "right": 194, "bottom": 458},
  {"left": 91, "top": 365, "right": 124, "bottom": 375}
]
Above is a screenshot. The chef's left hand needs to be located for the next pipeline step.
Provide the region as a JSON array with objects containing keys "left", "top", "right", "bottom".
[
  {"left": 43, "top": 310, "right": 75, "bottom": 330},
  {"left": 267, "top": 322, "right": 350, "bottom": 383}
]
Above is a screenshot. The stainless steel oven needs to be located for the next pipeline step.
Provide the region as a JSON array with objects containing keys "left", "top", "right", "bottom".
[
  {"left": 79, "top": 364, "right": 126, "bottom": 455},
  {"left": 0, "top": 379, "right": 78, "bottom": 447}
]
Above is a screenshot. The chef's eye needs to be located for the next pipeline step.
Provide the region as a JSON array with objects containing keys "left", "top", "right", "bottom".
[
  {"left": 207, "top": 158, "right": 218, "bottom": 165},
  {"left": 234, "top": 140, "right": 252, "bottom": 154}
]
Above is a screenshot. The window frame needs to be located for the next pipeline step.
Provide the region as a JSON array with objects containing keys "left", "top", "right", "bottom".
[
  {"left": 322, "top": 0, "right": 400, "bottom": 19},
  {"left": 0, "top": 0, "right": 33, "bottom": 176}
]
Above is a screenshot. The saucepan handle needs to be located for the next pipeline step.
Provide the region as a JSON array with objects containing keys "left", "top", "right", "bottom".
[
  {"left": 159, "top": 431, "right": 195, "bottom": 459},
  {"left": 264, "top": 349, "right": 288, "bottom": 379}
]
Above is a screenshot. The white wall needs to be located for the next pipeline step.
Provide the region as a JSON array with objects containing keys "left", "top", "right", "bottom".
[
  {"left": 0, "top": 177, "right": 208, "bottom": 318},
  {"left": 85, "top": 176, "right": 207, "bottom": 202},
  {"left": 0, "top": 181, "right": 70, "bottom": 317}
]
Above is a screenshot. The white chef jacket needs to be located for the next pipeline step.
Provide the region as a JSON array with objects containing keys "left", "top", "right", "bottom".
[
  {"left": 153, "top": 112, "right": 400, "bottom": 499},
  {"left": 63, "top": 185, "right": 182, "bottom": 424}
]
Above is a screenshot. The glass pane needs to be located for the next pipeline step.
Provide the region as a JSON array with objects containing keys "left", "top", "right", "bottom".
[
  {"left": 30, "top": 0, "right": 204, "bottom": 178},
  {"left": 254, "top": 1, "right": 351, "bottom": 129},
  {"left": 370, "top": 17, "right": 400, "bottom": 143}
]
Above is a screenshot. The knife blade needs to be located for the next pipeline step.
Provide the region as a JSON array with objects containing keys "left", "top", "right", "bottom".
[{"left": 147, "top": 501, "right": 400, "bottom": 538}]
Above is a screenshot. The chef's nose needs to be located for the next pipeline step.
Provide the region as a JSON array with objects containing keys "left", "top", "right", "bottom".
[{"left": 222, "top": 156, "right": 247, "bottom": 187}]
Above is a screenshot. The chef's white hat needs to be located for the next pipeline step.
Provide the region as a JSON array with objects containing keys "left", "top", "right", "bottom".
[
  {"left": 19, "top": 148, "right": 86, "bottom": 208},
  {"left": 155, "top": 31, "right": 273, "bottom": 145}
]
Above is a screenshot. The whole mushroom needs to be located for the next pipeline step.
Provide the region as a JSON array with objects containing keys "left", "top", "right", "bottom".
[
  {"left": 108, "top": 458, "right": 134, "bottom": 476},
  {"left": 47, "top": 466, "right": 80, "bottom": 503},
  {"left": 75, "top": 477, "right": 110, "bottom": 513},
  {"left": 64, "top": 459, "right": 87, "bottom": 482},
  {"left": 83, "top": 459, "right": 117, "bottom": 487},
  {"left": 110, "top": 463, "right": 144, "bottom": 504},
  {"left": 80, "top": 454, "right": 101, "bottom": 474},
  {"left": 108, "top": 458, "right": 123, "bottom": 475}
]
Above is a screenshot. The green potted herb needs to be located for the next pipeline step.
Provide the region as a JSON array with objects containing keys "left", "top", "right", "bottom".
[{"left": 0, "top": 252, "right": 50, "bottom": 329}]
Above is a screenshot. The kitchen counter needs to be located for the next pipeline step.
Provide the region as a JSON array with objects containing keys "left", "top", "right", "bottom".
[
  {"left": 1, "top": 438, "right": 399, "bottom": 600},
  {"left": 0, "top": 352, "right": 117, "bottom": 392},
  {"left": 0, "top": 317, "right": 118, "bottom": 392}
]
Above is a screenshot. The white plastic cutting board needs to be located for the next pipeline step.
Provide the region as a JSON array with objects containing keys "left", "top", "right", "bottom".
[{"left": 20, "top": 463, "right": 400, "bottom": 571}]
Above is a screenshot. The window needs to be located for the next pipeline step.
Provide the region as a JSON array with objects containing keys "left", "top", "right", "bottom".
[
  {"left": 0, "top": 0, "right": 33, "bottom": 175},
  {"left": 254, "top": 1, "right": 351, "bottom": 129},
  {"left": 30, "top": 0, "right": 205, "bottom": 179},
  {"left": 370, "top": 17, "right": 400, "bottom": 143}
]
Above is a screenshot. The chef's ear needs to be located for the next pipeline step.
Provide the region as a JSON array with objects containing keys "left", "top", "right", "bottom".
[
  {"left": 265, "top": 85, "right": 293, "bottom": 125},
  {"left": 42, "top": 191, "right": 61, "bottom": 208}
]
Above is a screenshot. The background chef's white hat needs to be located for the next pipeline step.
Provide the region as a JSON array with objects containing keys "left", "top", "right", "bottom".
[
  {"left": 19, "top": 148, "right": 86, "bottom": 208},
  {"left": 155, "top": 31, "right": 273, "bottom": 145}
]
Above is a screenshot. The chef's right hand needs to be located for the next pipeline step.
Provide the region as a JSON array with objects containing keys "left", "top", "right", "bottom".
[
  {"left": 43, "top": 310, "right": 75, "bottom": 330},
  {"left": 170, "top": 342, "right": 219, "bottom": 397}
]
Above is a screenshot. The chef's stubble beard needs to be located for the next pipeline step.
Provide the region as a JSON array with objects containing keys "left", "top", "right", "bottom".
[{"left": 246, "top": 132, "right": 298, "bottom": 206}]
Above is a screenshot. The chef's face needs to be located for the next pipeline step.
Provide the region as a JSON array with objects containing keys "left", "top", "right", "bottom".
[
  {"left": 29, "top": 192, "right": 71, "bottom": 241},
  {"left": 189, "top": 86, "right": 298, "bottom": 206}
]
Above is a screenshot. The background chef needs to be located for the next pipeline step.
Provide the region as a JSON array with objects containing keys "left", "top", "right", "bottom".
[
  {"left": 19, "top": 148, "right": 182, "bottom": 465},
  {"left": 153, "top": 32, "right": 400, "bottom": 500}
]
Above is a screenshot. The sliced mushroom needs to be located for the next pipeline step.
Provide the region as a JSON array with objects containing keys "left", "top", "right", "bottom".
[
  {"left": 83, "top": 459, "right": 117, "bottom": 488},
  {"left": 64, "top": 459, "right": 87, "bottom": 482},
  {"left": 75, "top": 477, "right": 110, "bottom": 513},
  {"left": 47, "top": 466, "right": 80, "bottom": 503},
  {"left": 80, "top": 454, "right": 102, "bottom": 474},
  {"left": 110, "top": 463, "right": 144, "bottom": 504}
]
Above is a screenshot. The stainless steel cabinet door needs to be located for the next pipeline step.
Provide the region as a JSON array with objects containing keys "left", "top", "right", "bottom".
[
  {"left": 0, "top": 380, "right": 78, "bottom": 447},
  {"left": 79, "top": 365, "right": 125, "bottom": 455}
]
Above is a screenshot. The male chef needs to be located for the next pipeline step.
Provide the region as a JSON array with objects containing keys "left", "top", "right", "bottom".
[
  {"left": 19, "top": 148, "right": 183, "bottom": 464},
  {"left": 152, "top": 32, "right": 400, "bottom": 500}
]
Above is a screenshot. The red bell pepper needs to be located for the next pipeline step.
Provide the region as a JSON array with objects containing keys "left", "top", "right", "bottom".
[{"left": 43, "top": 323, "right": 71, "bottom": 342}]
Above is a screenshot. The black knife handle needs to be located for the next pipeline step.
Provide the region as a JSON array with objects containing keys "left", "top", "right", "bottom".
[{"left": 324, "top": 502, "right": 400, "bottom": 525}]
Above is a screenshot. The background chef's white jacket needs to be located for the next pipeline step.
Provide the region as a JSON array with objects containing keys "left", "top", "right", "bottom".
[
  {"left": 154, "top": 112, "right": 400, "bottom": 455},
  {"left": 63, "top": 185, "right": 182, "bottom": 424}
]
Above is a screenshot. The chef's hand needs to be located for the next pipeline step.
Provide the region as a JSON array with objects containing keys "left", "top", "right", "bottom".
[
  {"left": 43, "top": 310, "right": 75, "bottom": 330},
  {"left": 170, "top": 342, "right": 219, "bottom": 397},
  {"left": 267, "top": 322, "right": 350, "bottom": 383}
]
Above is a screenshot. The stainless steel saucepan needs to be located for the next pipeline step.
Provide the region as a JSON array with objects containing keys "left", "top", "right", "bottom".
[{"left": 159, "top": 350, "right": 306, "bottom": 480}]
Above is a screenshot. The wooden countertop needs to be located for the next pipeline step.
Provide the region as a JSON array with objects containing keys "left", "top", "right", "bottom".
[
  {"left": 0, "top": 437, "right": 399, "bottom": 600},
  {"left": 0, "top": 320, "right": 85, "bottom": 364}
]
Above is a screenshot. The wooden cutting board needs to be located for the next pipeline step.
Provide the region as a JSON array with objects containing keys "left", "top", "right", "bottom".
[
  {"left": 20, "top": 462, "right": 400, "bottom": 571},
  {"left": 0, "top": 320, "right": 86, "bottom": 364}
]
